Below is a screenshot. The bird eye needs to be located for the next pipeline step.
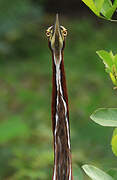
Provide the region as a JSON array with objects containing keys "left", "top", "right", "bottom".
[
  {"left": 46, "top": 26, "right": 53, "bottom": 38},
  {"left": 46, "top": 31, "right": 50, "bottom": 37},
  {"left": 60, "top": 26, "right": 67, "bottom": 37},
  {"left": 63, "top": 30, "right": 67, "bottom": 37}
]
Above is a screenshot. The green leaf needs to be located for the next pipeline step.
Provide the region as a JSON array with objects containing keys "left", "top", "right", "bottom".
[
  {"left": 97, "top": 50, "right": 117, "bottom": 86},
  {"left": 82, "top": 164, "right": 114, "bottom": 180},
  {"left": 112, "top": 128, "right": 117, "bottom": 136},
  {"left": 95, "top": 0, "right": 104, "bottom": 12},
  {"left": 111, "top": 134, "right": 117, "bottom": 156},
  {"left": 81, "top": 0, "right": 100, "bottom": 16},
  {"left": 0, "top": 116, "right": 30, "bottom": 143},
  {"left": 96, "top": 50, "right": 113, "bottom": 70},
  {"left": 114, "top": 54, "right": 117, "bottom": 67},
  {"left": 111, "top": 128, "right": 117, "bottom": 156},
  {"left": 82, "top": 0, "right": 117, "bottom": 20},
  {"left": 90, "top": 108, "right": 117, "bottom": 127},
  {"left": 100, "top": 0, "right": 112, "bottom": 18},
  {"left": 107, "top": 169, "right": 117, "bottom": 179},
  {"left": 109, "top": 72, "right": 117, "bottom": 86},
  {"left": 105, "top": 0, "right": 117, "bottom": 19}
]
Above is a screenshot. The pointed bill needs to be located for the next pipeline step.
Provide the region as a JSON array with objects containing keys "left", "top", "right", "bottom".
[
  {"left": 51, "top": 14, "right": 63, "bottom": 64},
  {"left": 54, "top": 14, "right": 60, "bottom": 38}
]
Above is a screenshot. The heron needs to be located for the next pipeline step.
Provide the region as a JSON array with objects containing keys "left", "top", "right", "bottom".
[{"left": 46, "top": 14, "right": 73, "bottom": 180}]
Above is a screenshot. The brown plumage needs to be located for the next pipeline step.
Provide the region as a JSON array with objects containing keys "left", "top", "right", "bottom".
[{"left": 46, "top": 14, "right": 73, "bottom": 180}]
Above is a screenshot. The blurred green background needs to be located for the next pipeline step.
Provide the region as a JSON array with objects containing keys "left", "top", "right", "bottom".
[{"left": 0, "top": 0, "right": 117, "bottom": 179}]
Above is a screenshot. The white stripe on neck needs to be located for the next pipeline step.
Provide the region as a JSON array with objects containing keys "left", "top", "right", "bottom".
[{"left": 53, "top": 52, "right": 71, "bottom": 180}]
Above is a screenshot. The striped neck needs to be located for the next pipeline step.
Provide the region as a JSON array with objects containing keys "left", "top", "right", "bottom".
[{"left": 52, "top": 50, "right": 73, "bottom": 180}]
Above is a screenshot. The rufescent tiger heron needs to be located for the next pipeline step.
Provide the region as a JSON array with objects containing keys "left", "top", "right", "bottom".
[{"left": 46, "top": 14, "right": 73, "bottom": 180}]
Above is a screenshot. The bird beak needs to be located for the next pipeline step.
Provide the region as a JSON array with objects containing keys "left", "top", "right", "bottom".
[
  {"left": 54, "top": 14, "right": 60, "bottom": 40},
  {"left": 51, "top": 14, "right": 63, "bottom": 52}
]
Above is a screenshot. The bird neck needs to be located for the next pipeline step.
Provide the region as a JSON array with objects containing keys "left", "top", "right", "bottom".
[{"left": 51, "top": 50, "right": 73, "bottom": 180}]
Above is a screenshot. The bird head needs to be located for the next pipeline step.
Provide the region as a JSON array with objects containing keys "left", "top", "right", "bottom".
[{"left": 46, "top": 14, "right": 67, "bottom": 53}]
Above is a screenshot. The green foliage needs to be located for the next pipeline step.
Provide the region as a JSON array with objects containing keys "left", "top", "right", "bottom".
[
  {"left": 0, "top": 116, "right": 30, "bottom": 143},
  {"left": 82, "top": 164, "right": 114, "bottom": 180},
  {"left": 97, "top": 50, "right": 117, "bottom": 87},
  {"left": 0, "top": 0, "right": 43, "bottom": 33},
  {"left": 91, "top": 108, "right": 117, "bottom": 157},
  {"left": 108, "top": 169, "right": 117, "bottom": 179},
  {"left": 90, "top": 108, "right": 117, "bottom": 127},
  {"left": 1, "top": 16, "right": 117, "bottom": 179},
  {"left": 11, "top": 148, "right": 53, "bottom": 179},
  {"left": 81, "top": 0, "right": 117, "bottom": 20},
  {"left": 111, "top": 128, "right": 117, "bottom": 156},
  {"left": 0, "top": 0, "right": 43, "bottom": 56},
  {"left": 81, "top": 0, "right": 99, "bottom": 17},
  {"left": 73, "top": 165, "right": 83, "bottom": 180},
  {"left": 81, "top": 1, "right": 117, "bottom": 180},
  {"left": 96, "top": 50, "right": 114, "bottom": 71},
  {"left": 95, "top": 50, "right": 117, "bottom": 157}
]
